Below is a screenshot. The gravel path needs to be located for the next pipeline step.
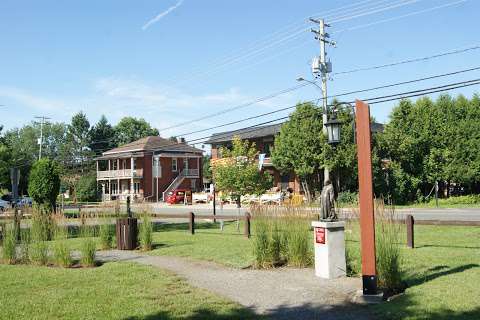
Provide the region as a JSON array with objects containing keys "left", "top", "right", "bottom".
[{"left": 97, "top": 250, "right": 374, "bottom": 320}]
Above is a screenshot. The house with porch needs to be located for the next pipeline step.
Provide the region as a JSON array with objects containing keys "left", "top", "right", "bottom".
[
  {"left": 96, "top": 136, "right": 203, "bottom": 202},
  {"left": 206, "top": 123, "right": 303, "bottom": 193},
  {"left": 206, "top": 122, "right": 384, "bottom": 194}
]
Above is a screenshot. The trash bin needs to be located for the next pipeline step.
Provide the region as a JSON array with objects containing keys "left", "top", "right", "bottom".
[
  {"left": 184, "top": 190, "right": 193, "bottom": 205},
  {"left": 116, "top": 217, "right": 138, "bottom": 250}
]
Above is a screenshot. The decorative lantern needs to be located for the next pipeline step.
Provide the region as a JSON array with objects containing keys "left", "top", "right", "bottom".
[{"left": 325, "top": 117, "right": 342, "bottom": 145}]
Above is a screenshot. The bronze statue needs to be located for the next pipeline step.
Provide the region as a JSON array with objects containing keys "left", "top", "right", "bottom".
[{"left": 320, "top": 179, "right": 337, "bottom": 221}]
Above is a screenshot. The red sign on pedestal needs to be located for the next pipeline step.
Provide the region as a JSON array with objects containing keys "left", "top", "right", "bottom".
[{"left": 315, "top": 227, "right": 326, "bottom": 244}]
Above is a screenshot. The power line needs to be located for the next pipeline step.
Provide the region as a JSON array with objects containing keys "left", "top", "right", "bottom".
[
  {"left": 88, "top": 66, "right": 480, "bottom": 149},
  {"left": 329, "top": 0, "right": 423, "bottom": 23},
  {"left": 173, "top": 66, "right": 480, "bottom": 138},
  {"left": 334, "top": 45, "right": 480, "bottom": 76},
  {"left": 332, "top": 0, "right": 468, "bottom": 34},
  {"left": 159, "top": 0, "right": 419, "bottom": 92},
  {"left": 87, "top": 77, "right": 480, "bottom": 157}
]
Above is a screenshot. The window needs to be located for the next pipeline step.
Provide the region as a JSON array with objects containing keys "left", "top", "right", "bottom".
[
  {"left": 183, "top": 158, "right": 188, "bottom": 170},
  {"left": 134, "top": 182, "right": 140, "bottom": 194},
  {"left": 122, "top": 159, "right": 126, "bottom": 170},
  {"left": 191, "top": 179, "right": 196, "bottom": 191},
  {"left": 112, "top": 160, "right": 118, "bottom": 170},
  {"left": 133, "top": 159, "right": 137, "bottom": 170},
  {"left": 172, "top": 158, "right": 178, "bottom": 172}
]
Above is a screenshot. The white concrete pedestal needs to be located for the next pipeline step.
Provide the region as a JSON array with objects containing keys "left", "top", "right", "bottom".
[{"left": 311, "top": 221, "right": 346, "bottom": 279}]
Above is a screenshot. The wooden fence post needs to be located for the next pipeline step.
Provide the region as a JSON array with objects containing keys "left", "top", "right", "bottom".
[
  {"left": 189, "top": 212, "right": 195, "bottom": 235},
  {"left": 244, "top": 212, "right": 251, "bottom": 238},
  {"left": 406, "top": 214, "right": 414, "bottom": 248}
]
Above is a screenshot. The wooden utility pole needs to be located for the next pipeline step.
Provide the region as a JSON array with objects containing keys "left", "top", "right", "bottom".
[{"left": 355, "top": 100, "right": 377, "bottom": 295}]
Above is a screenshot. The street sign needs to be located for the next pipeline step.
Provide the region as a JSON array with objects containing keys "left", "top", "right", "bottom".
[{"left": 315, "top": 227, "right": 326, "bottom": 244}]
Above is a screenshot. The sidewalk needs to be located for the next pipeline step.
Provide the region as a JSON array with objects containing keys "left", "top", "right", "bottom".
[{"left": 97, "top": 250, "right": 374, "bottom": 320}]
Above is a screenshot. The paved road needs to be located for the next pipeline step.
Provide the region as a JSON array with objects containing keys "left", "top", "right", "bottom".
[{"left": 145, "top": 203, "right": 480, "bottom": 222}]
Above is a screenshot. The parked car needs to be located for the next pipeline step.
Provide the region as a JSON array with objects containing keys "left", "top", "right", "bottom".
[
  {"left": 192, "top": 192, "right": 212, "bottom": 204},
  {"left": 166, "top": 189, "right": 189, "bottom": 204},
  {"left": 17, "top": 197, "right": 33, "bottom": 207},
  {"left": 0, "top": 199, "right": 10, "bottom": 212}
]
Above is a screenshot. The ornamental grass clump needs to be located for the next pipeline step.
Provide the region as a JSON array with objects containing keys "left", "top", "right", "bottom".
[
  {"left": 139, "top": 213, "right": 153, "bottom": 251},
  {"left": 251, "top": 204, "right": 314, "bottom": 268},
  {"left": 80, "top": 227, "right": 96, "bottom": 267},
  {"left": 252, "top": 216, "right": 271, "bottom": 268},
  {"left": 99, "top": 219, "right": 114, "bottom": 250},
  {"left": 52, "top": 215, "right": 72, "bottom": 268},
  {"left": 1, "top": 224, "right": 17, "bottom": 264},
  {"left": 19, "top": 229, "right": 31, "bottom": 263},
  {"left": 375, "top": 201, "right": 405, "bottom": 295},
  {"left": 30, "top": 211, "right": 51, "bottom": 265}
]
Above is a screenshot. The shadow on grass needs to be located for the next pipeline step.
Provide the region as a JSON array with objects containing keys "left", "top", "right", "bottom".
[
  {"left": 406, "top": 263, "right": 479, "bottom": 288},
  {"left": 123, "top": 302, "right": 374, "bottom": 320},
  {"left": 152, "top": 221, "right": 246, "bottom": 236},
  {"left": 375, "top": 290, "right": 480, "bottom": 320}
]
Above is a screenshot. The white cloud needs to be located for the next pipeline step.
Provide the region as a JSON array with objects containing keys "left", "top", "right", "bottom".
[{"left": 142, "top": 0, "right": 184, "bottom": 31}]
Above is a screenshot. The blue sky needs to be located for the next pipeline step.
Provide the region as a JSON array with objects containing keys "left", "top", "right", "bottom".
[{"left": 0, "top": 0, "right": 479, "bottom": 145}]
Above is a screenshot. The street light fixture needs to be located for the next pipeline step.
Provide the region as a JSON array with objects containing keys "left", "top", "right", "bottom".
[{"left": 325, "top": 115, "right": 342, "bottom": 145}]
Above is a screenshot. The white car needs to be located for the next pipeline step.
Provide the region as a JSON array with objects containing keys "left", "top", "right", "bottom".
[{"left": 0, "top": 199, "right": 10, "bottom": 212}]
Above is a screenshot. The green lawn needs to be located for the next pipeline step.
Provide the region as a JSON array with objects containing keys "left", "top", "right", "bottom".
[
  {"left": 149, "top": 221, "right": 253, "bottom": 268},
  {"left": 2, "top": 219, "right": 479, "bottom": 319},
  {"left": 0, "top": 262, "right": 257, "bottom": 320},
  {"left": 345, "top": 222, "right": 480, "bottom": 319}
]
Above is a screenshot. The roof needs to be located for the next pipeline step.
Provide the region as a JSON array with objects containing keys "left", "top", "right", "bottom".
[
  {"left": 101, "top": 136, "right": 203, "bottom": 156},
  {"left": 205, "top": 123, "right": 283, "bottom": 144},
  {"left": 206, "top": 121, "right": 384, "bottom": 144}
]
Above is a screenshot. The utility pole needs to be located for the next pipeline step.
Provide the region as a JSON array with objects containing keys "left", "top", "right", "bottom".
[
  {"left": 310, "top": 18, "right": 335, "bottom": 184},
  {"left": 34, "top": 116, "right": 51, "bottom": 160}
]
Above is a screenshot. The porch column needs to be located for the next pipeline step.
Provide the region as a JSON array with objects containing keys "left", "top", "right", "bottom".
[
  {"left": 130, "top": 157, "right": 134, "bottom": 195},
  {"left": 108, "top": 159, "right": 111, "bottom": 171},
  {"left": 197, "top": 157, "right": 199, "bottom": 175}
]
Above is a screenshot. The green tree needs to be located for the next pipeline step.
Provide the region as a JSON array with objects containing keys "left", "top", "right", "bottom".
[
  {"left": 28, "top": 159, "right": 60, "bottom": 209},
  {"left": 114, "top": 117, "right": 159, "bottom": 145},
  {"left": 212, "top": 136, "right": 272, "bottom": 206},
  {"left": 0, "top": 126, "right": 12, "bottom": 190},
  {"left": 75, "top": 174, "right": 99, "bottom": 202},
  {"left": 203, "top": 154, "right": 212, "bottom": 181},
  {"left": 66, "top": 112, "right": 92, "bottom": 168},
  {"left": 271, "top": 102, "right": 326, "bottom": 199},
  {"left": 89, "top": 115, "right": 116, "bottom": 155}
]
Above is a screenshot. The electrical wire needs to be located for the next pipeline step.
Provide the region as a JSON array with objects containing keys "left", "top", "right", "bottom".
[{"left": 334, "top": 45, "right": 480, "bottom": 76}]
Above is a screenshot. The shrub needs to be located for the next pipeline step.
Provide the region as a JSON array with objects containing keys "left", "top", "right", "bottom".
[
  {"left": 52, "top": 221, "right": 72, "bottom": 268},
  {"left": 2, "top": 224, "right": 17, "bottom": 264},
  {"left": 75, "top": 174, "right": 99, "bottom": 202},
  {"left": 337, "top": 191, "right": 358, "bottom": 206},
  {"left": 139, "top": 214, "right": 153, "bottom": 251},
  {"left": 28, "top": 159, "right": 60, "bottom": 209},
  {"left": 80, "top": 228, "right": 96, "bottom": 267},
  {"left": 99, "top": 221, "right": 114, "bottom": 250}
]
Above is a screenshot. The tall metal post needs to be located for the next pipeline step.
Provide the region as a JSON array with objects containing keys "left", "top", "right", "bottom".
[
  {"left": 35, "top": 116, "right": 50, "bottom": 160},
  {"left": 355, "top": 100, "right": 377, "bottom": 295},
  {"left": 311, "top": 18, "right": 334, "bottom": 184}
]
